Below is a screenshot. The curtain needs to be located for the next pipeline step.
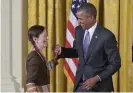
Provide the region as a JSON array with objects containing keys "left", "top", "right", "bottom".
[{"left": 28, "top": 0, "right": 133, "bottom": 92}]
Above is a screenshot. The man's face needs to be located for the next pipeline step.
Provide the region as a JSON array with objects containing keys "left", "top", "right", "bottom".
[{"left": 76, "top": 11, "right": 93, "bottom": 30}]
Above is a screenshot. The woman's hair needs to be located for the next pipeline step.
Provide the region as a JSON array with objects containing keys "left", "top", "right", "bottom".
[{"left": 28, "top": 25, "right": 45, "bottom": 51}]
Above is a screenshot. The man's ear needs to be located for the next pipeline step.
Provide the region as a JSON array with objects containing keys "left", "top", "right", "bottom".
[
  {"left": 87, "top": 15, "right": 93, "bottom": 21},
  {"left": 90, "top": 15, "right": 94, "bottom": 20}
]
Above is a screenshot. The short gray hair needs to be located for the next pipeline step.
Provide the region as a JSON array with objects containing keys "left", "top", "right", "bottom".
[{"left": 77, "top": 3, "right": 97, "bottom": 19}]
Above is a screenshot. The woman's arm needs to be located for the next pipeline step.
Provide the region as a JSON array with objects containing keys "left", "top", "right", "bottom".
[{"left": 46, "top": 59, "right": 59, "bottom": 71}]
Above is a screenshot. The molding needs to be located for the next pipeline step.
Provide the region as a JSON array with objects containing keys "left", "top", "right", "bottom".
[
  {"left": 11, "top": 0, "right": 27, "bottom": 92},
  {"left": 1, "top": 0, "right": 15, "bottom": 91},
  {"left": 1, "top": 0, "right": 28, "bottom": 92},
  {"left": 11, "top": 0, "right": 28, "bottom": 92}
]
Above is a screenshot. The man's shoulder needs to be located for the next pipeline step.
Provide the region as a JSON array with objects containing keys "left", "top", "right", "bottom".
[
  {"left": 98, "top": 24, "right": 115, "bottom": 37},
  {"left": 75, "top": 25, "right": 83, "bottom": 32},
  {"left": 74, "top": 25, "right": 84, "bottom": 35},
  {"left": 75, "top": 25, "right": 82, "bottom": 29},
  {"left": 27, "top": 51, "right": 41, "bottom": 62}
]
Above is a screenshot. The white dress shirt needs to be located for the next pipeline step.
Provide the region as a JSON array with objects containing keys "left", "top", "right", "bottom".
[{"left": 83, "top": 21, "right": 97, "bottom": 45}]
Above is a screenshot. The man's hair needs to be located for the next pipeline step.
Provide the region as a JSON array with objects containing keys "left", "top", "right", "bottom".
[{"left": 77, "top": 3, "right": 97, "bottom": 19}]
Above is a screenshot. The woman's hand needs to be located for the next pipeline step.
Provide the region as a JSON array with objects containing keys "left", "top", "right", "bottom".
[
  {"left": 26, "top": 83, "right": 39, "bottom": 92},
  {"left": 27, "top": 87, "right": 38, "bottom": 92}
]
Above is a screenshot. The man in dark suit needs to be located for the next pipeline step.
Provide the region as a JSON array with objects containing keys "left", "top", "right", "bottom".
[{"left": 54, "top": 3, "right": 121, "bottom": 92}]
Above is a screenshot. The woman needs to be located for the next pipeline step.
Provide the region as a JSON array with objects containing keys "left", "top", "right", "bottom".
[{"left": 26, "top": 25, "right": 58, "bottom": 92}]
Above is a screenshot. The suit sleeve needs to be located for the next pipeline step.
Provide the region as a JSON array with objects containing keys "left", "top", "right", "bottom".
[
  {"left": 26, "top": 56, "right": 40, "bottom": 84},
  {"left": 58, "top": 40, "right": 78, "bottom": 58},
  {"left": 98, "top": 33, "right": 121, "bottom": 81}
]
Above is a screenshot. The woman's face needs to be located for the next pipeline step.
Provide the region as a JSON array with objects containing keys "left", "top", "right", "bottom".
[{"left": 34, "top": 30, "right": 48, "bottom": 51}]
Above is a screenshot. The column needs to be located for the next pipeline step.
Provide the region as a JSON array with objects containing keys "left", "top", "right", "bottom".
[
  {"left": 1, "top": 0, "right": 28, "bottom": 92},
  {"left": 1, "top": 0, "right": 15, "bottom": 91},
  {"left": 11, "top": 0, "right": 28, "bottom": 92}
]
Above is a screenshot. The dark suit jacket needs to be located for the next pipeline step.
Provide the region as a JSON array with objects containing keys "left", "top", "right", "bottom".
[
  {"left": 26, "top": 51, "right": 49, "bottom": 86},
  {"left": 59, "top": 24, "right": 121, "bottom": 92}
]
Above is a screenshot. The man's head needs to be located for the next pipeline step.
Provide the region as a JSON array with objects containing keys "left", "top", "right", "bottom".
[{"left": 76, "top": 3, "right": 97, "bottom": 30}]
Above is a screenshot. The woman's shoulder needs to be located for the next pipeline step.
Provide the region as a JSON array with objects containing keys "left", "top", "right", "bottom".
[
  {"left": 26, "top": 51, "right": 41, "bottom": 64},
  {"left": 27, "top": 51, "right": 38, "bottom": 58}
]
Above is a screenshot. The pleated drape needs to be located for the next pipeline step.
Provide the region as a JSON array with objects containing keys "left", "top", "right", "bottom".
[{"left": 119, "top": 0, "right": 133, "bottom": 91}]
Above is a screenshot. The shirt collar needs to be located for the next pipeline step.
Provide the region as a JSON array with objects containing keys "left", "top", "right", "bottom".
[
  {"left": 86, "top": 21, "right": 97, "bottom": 33},
  {"left": 84, "top": 21, "right": 97, "bottom": 41}
]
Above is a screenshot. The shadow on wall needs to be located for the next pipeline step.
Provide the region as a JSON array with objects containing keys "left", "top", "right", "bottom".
[
  {"left": 11, "top": 75, "right": 21, "bottom": 92},
  {"left": 98, "top": 0, "right": 104, "bottom": 25}
]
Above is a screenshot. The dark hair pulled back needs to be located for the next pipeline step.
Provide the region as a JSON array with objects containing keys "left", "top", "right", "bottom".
[{"left": 28, "top": 25, "right": 45, "bottom": 52}]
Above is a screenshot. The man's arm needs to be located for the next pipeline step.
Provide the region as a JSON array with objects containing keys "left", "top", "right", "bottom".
[
  {"left": 98, "top": 33, "right": 121, "bottom": 81},
  {"left": 58, "top": 40, "right": 78, "bottom": 58}
]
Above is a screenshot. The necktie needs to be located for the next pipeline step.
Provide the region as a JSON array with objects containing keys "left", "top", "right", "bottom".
[
  {"left": 82, "top": 31, "right": 90, "bottom": 81},
  {"left": 83, "top": 31, "right": 90, "bottom": 58}
]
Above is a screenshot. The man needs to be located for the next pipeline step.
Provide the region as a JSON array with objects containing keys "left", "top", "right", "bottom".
[{"left": 54, "top": 3, "right": 121, "bottom": 92}]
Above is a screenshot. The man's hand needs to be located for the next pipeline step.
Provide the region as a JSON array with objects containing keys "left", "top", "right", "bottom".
[
  {"left": 52, "top": 44, "right": 61, "bottom": 57},
  {"left": 81, "top": 75, "right": 100, "bottom": 90}
]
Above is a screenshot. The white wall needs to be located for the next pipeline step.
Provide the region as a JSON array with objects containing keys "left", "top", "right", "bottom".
[{"left": 1, "top": 0, "right": 28, "bottom": 92}]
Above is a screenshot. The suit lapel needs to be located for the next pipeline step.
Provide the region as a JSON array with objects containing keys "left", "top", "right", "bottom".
[
  {"left": 76, "top": 24, "right": 101, "bottom": 71},
  {"left": 75, "top": 26, "right": 85, "bottom": 73},
  {"left": 85, "top": 24, "right": 101, "bottom": 62},
  {"left": 80, "top": 30, "right": 85, "bottom": 59},
  {"left": 77, "top": 26, "right": 85, "bottom": 59}
]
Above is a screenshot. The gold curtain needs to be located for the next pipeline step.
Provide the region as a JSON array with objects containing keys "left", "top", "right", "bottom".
[{"left": 28, "top": 0, "right": 133, "bottom": 92}]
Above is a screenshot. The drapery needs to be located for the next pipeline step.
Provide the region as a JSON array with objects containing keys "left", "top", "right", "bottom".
[{"left": 28, "top": 0, "right": 133, "bottom": 92}]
